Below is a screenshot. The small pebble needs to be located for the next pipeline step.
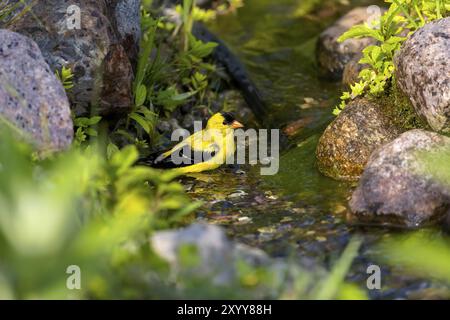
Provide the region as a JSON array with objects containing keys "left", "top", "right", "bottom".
[
  {"left": 228, "top": 190, "right": 248, "bottom": 198},
  {"left": 258, "top": 226, "right": 276, "bottom": 234},
  {"left": 280, "top": 217, "right": 293, "bottom": 223},
  {"left": 334, "top": 204, "right": 347, "bottom": 214}
]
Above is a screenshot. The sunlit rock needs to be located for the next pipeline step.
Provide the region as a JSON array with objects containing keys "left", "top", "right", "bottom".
[
  {"left": 316, "top": 98, "right": 400, "bottom": 181},
  {"left": 350, "top": 129, "right": 450, "bottom": 228},
  {"left": 316, "top": 7, "right": 380, "bottom": 79},
  {"left": 395, "top": 18, "right": 450, "bottom": 133}
]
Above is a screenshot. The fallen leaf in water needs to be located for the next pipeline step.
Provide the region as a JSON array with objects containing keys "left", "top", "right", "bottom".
[{"left": 283, "top": 117, "right": 314, "bottom": 136}]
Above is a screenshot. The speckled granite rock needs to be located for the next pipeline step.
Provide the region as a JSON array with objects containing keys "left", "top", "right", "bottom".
[
  {"left": 395, "top": 18, "right": 450, "bottom": 133},
  {"left": 316, "top": 7, "right": 381, "bottom": 79},
  {"left": 4, "top": 0, "right": 140, "bottom": 116},
  {"left": 350, "top": 130, "right": 450, "bottom": 228},
  {"left": 316, "top": 98, "right": 401, "bottom": 181},
  {"left": 0, "top": 30, "right": 73, "bottom": 151}
]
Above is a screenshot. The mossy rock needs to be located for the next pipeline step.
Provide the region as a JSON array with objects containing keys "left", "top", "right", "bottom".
[{"left": 316, "top": 98, "right": 401, "bottom": 181}]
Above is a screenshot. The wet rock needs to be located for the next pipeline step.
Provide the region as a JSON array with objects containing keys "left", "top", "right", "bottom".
[
  {"left": 316, "top": 7, "right": 380, "bottom": 79},
  {"left": 395, "top": 18, "right": 450, "bottom": 133},
  {"left": 349, "top": 130, "right": 450, "bottom": 228},
  {"left": 0, "top": 30, "right": 73, "bottom": 151},
  {"left": 5, "top": 0, "right": 140, "bottom": 116},
  {"left": 150, "top": 223, "right": 271, "bottom": 285},
  {"left": 181, "top": 114, "right": 195, "bottom": 130},
  {"left": 316, "top": 98, "right": 401, "bottom": 181},
  {"left": 218, "top": 90, "right": 257, "bottom": 127},
  {"left": 156, "top": 120, "right": 172, "bottom": 134},
  {"left": 342, "top": 58, "right": 368, "bottom": 87}
]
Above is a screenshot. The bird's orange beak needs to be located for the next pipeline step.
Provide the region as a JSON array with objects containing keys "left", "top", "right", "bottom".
[{"left": 231, "top": 120, "right": 244, "bottom": 129}]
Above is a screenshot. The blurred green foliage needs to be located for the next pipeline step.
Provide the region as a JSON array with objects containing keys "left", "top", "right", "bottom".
[
  {"left": 380, "top": 231, "right": 450, "bottom": 285},
  {"left": 380, "top": 148, "right": 450, "bottom": 292},
  {"left": 0, "top": 127, "right": 198, "bottom": 298}
]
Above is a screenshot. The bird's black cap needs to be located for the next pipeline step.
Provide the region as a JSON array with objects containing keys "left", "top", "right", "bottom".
[{"left": 221, "top": 112, "right": 235, "bottom": 125}]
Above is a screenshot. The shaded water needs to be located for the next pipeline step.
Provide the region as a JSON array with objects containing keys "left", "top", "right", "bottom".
[{"left": 185, "top": 0, "right": 442, "bottom": 299}]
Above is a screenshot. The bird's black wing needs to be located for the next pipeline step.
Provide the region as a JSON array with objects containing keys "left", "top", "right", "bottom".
[{"left": 152, "top": 144, "right": 219, "bottom": 169}]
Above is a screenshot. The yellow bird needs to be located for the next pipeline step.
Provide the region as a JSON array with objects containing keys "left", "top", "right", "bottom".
[{"left": 153, "top": 112, "right": 244, "bottom": 174}]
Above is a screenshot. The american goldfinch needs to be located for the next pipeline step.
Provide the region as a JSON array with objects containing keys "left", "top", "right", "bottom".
[{"left": 153, "top": 112, "right": 244, "bottom": 174}]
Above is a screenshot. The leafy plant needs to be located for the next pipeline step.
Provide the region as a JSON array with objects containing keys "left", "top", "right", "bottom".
[
  {"left": 73, "top": 115, "right": 102, "bottom": 147},
  {"left": 0, "top": 126, "right": 199, "bottom": 298},
  {"left": 55, "top": 66, "right": 74, "bottom": 90},
  {"left": 180, "top": 0, "right": 196, "bottom": 51},
  {"left": 334, "top": 0, "right": 449, "bottom": 115},
  {"left": 120, "top": 4, "right": 219, "bottom": 151},
  {"left": 0, "top": 0, "right": 36, "bottom": 27}
]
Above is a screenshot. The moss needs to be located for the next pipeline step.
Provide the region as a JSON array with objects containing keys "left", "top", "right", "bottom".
[{"left": 374, "top": 82, "right": 430, "bottom": 132}]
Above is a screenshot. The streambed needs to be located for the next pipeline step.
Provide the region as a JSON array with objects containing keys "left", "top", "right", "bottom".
[{"left": 184, "top": 0, "right": 447, "bottom": 299}]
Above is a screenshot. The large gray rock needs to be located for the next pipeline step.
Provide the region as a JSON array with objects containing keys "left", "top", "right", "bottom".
[
  {"left": 316, "top": 98, "right": 401, "bottom": 181},
  {"left": 3, "top": 0, "right": 141, "bottom": 116},
  {"left": 395, "top": 18, "right": 450, "bottom": 133},
  {"left": 316, "top": 7, "right": 380, "bottom": 79},
  {"left": 350, "top": 130, "right": 450, "bottom": 228},
  {"left": 0, "top": 30, "right": 73, "bottom": 151}
]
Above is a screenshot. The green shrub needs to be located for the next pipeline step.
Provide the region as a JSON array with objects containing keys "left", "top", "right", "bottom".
[{"left": 334, "top": 0, "right": 449, "bottom": 115}]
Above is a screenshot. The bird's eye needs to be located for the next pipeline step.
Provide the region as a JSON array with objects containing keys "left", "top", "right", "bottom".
[{"left": 223, "top": 121, "right": 227, "bottom": 125}]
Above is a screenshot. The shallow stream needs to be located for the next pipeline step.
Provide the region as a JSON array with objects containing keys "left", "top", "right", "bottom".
[{"left": 184, "top": 0, "right": 446, "bottom": 299}]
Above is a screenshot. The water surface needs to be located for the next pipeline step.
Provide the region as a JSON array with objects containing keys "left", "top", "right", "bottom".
[{"left": 186, "top": 0, "right": 443, "bottom": 299}]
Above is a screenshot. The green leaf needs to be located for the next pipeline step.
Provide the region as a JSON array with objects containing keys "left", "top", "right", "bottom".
[
  {"left": 188, "top": 34, "right": 218, "bottom": 58},
  {"left": 85, "top": 128, "right": 98, "bottom": 137},
  {"left": 106, "top": 142, "right": 120, "bottom": 159},
  {"left": 111, "top": 145, "right": 139, "bottom": 175},
  {"left": 87, "top": 116, "right": 102, "bottom": 126},
  {"left": 338, "top": 25, "right": 384, "bottom": 42},
  {"left": 130, "top": 113, "right": 151, "bottom": 134},
  {"left": 135, "top": 84, "right": 147, "bottom": 107}
]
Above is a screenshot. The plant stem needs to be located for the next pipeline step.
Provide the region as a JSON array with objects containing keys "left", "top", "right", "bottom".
[{"left": 392, "top": 0, "right": 419, "bottom": 29}]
